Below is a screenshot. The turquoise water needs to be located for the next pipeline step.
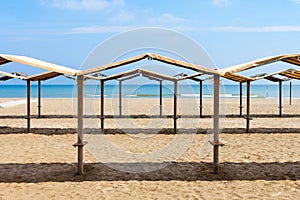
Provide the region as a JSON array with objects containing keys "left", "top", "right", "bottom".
[{"left": 0, "top": 84, "right": 298, "bottom": 98}]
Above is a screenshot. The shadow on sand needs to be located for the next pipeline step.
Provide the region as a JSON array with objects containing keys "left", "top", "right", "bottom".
[
  {"left": 1, "top": 127, "right": 300, "bottom": 134},
  {"left": 0, "top": 161, "right": 299, "bottom": 183}
]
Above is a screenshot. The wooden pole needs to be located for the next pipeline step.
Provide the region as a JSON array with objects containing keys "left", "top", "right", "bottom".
[
  {"left": 279, "top": 81, "right": 282, "bottom": 117},
  {"left": 37, "top": 80, "right": 41, "bottom": 118},
  {"left": 290, "top": 81, "right": 292, "bottom": 106},
  {"left": 159, "top": 80, "right": 163, "bottom": 117},
  {"left": 173, "top": 80, "right": 177, "bottom": 134},
  {"left": 77, "top": 75, "right": 84, "bottom": 175},
  {"left": 199, "top": 80, "right": 203, "bottom": 118},
  {"left": 213, "top": 75, "right": 220, "bottom": 174},
  {"left": 239, "top": 82, "right": 243, "bottom": 117},
  {"left": 119, "top": 80, "right": 122, "bottom": 116},
  {"left": 101, "top": 80, "right": 104, "bottom": 131},
  {"left": 246, "top": 81, "right": 250, "bottom": 133},
  {"left": 27, "top": 80, "right": 31, "bottom": 132}
]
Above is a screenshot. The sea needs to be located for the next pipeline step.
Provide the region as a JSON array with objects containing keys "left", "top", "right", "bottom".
[{"left": 0, "top": 84, "right": 298, "bottom": 99}]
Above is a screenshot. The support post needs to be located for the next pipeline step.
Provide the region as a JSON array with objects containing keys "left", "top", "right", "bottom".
[
  {"left": 101, "top": 80, "right": 105, "bottom": 131},
  {"left": 199, "top": 80, "right": 203, "bottom": 118},
  {"left": 27, "top": 80, "right": 31, "bottom": 132},
  {"left": 119, "top": 80, "right": 122, "bottom": 116},
  {"left": 290, "top": 81, "right": 292, "bottom": 106},
  {"left": 77, "top": 75, "right": 84, "bottom": 175},
  {"left": 159, "top": 80, "right": 163, "bottom": 117},
  {"left": 213, "top": 75, "right": 220, "bottom": 174},
  {"left": 246, "top": 81, "right": 250, "bottom": 133},
  {"left": 279, "top": 81, "right": 282, "bottom": 117},
  {"left": 37, "top": 80, "right": 41, "bottom": 118},
  {"left": 239, "top": 82, "right": 243, "bottom": 117},
  {"left": 173, "top": 80, "right": 177, "bottom": 134}
]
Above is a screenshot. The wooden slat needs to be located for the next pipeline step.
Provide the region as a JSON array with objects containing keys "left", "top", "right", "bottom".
[
  {"left": 223, "top": 72, "right": 254, "bottom": 83},
  {"left": 23, "top": 71, "right": 62, "bottom": 81},
  {"left": 140, "top": 69, "right": 177, "bottom": 82},
  {"left": 0, "top": 70, "right": 23, "bottom": 81},
  {"left": 220, "top": 53, "right": 300, "bottom": 74},
  {"left": 280, "top": 69, "right": 300, "bottom": 80},
  {"left": 0, "top": 54, "right": 78, "bottom": 75},
  {"left": 101, "top": 68, "right": 177, "bottom": 82},
  {"left": 101, "top": 69, "right": 140, "bottom": 81},
  {"left": 264, "top": 76, "right": 287, "bottom": 82},
  {"left": 79, "top": 53, "right": 219, "bottom": 76}
]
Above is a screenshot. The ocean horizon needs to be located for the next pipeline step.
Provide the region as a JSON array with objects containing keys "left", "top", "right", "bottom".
[{"left": 0, "top": 84, "right": 298, "bottom": 99}]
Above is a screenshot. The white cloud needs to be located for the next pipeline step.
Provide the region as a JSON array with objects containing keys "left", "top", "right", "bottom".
[
  {"left": 148, "top": 13, "right": 186, "bottom": 24},
  {"left": 289, "top": 0, "right": 300, "bottom": 4},
  {"left": 64, "top": 25, "right": 137, "bottom": 34},
  {"left": 110, "top": 10, "right": 134, "bottom": 22},
  {"left": 62, "top": 25, "right": 300, "bottom": 35},
  {"left": 46, "top": 0, "right": 124, "bottom": 11},
  {"left": 204, "top": 26, "right": 300, "bottom": 32},
  {"left": 212, "top": 0, "right": 232, "bottom": 6}
]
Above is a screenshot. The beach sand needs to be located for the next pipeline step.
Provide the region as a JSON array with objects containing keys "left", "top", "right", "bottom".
[{"left": 0, "top": 98, "right": 299, "bottom": 199}]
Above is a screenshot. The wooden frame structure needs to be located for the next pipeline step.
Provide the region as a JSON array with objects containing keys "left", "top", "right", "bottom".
[
  {"left": 0, "top": 54, "right": 78, "bottom": 131},
  {"left": 220, "top": 53, "right": 300, "bottom": 132},
  {"left": 23, "top": 71, "right": 63, "bottom": 130},
  {"left": 2, "top": 51, "right": 300, "bottom": 176},
  {"left": 98, "top": 68, "right": 178, "bottom": 133},
  {"left": 76, "top": 53, "right": 221, "bottom": 175},
  {"left": 175, "top": 72, "right": 205, "bottom": 117}
]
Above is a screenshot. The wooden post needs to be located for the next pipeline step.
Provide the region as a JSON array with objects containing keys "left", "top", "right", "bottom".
[
  {"left": 159, "top": 80, "right": 163, "bottom": 117},
  {"left": 246, "top": 81, "right": 250, "bottom": 133},
  {"left": 199, "top": 80, "right": 203, "bottom": 118},
  {"left": 173, "top": 80, "right": 178, "bottom": 134},
  {"left": 239, "top": 82, "right": 243, "bottom": 117},
  {"left": 37, "top": 80, "right": 41, "bottom": 118},
  {"left": 290, "top": 81, "right": 292, "bottom": 106},
  {"left": 279, "top": 81, "right": 282, "bottom": 117},
  {"left": 119, "top": 80, "right": 122, "bottom": 116},
  {"left": 27, "top": 80, "right": 31, "bottom": 132},
  {"left": 213, "top": 75, "right": 220, "bottom": 174},
  {"left": 77, "top": 75, "right": 84, "bottom": 175},
  {"left": 101, "top": 80, "right": 105, "bottom": 131}
]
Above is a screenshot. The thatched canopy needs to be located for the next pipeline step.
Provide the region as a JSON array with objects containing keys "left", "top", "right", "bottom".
[
  {"left": 79, "top": 53, "right": 219, "bottom": 76},
  {"left": 0, "top": 54, "right": 78, "bottom": 76}
]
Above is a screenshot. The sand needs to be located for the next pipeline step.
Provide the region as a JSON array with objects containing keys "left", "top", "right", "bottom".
[{"left": 0, "top": 97, "right": 299, "bottom": 199}]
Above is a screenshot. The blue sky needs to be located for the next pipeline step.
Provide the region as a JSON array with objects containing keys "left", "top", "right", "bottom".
[{"left": 1, "top": 0, "right": 300, "bottom": 84}]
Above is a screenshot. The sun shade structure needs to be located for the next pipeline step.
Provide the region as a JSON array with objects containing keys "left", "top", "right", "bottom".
[
  {"left": 97, "top": 68, "right": 179, "bottom": 134},
  {"left": 0, "top": 70, "right": 74, "bottom": 131},
  {"left": 175, "top": 72, "right": 205, "bottom": 117},
  {"left": 22, "top": 71, "right": 66, "bottom": 131},
  {"left": 75, "top": 53, "right": 221, "bottom": 175},
  {"left": 220, "top": 53, "right": 300, "bottom": 133},
  {"left": 0, "top": 54, "right": 79, "bottom": 131}
]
